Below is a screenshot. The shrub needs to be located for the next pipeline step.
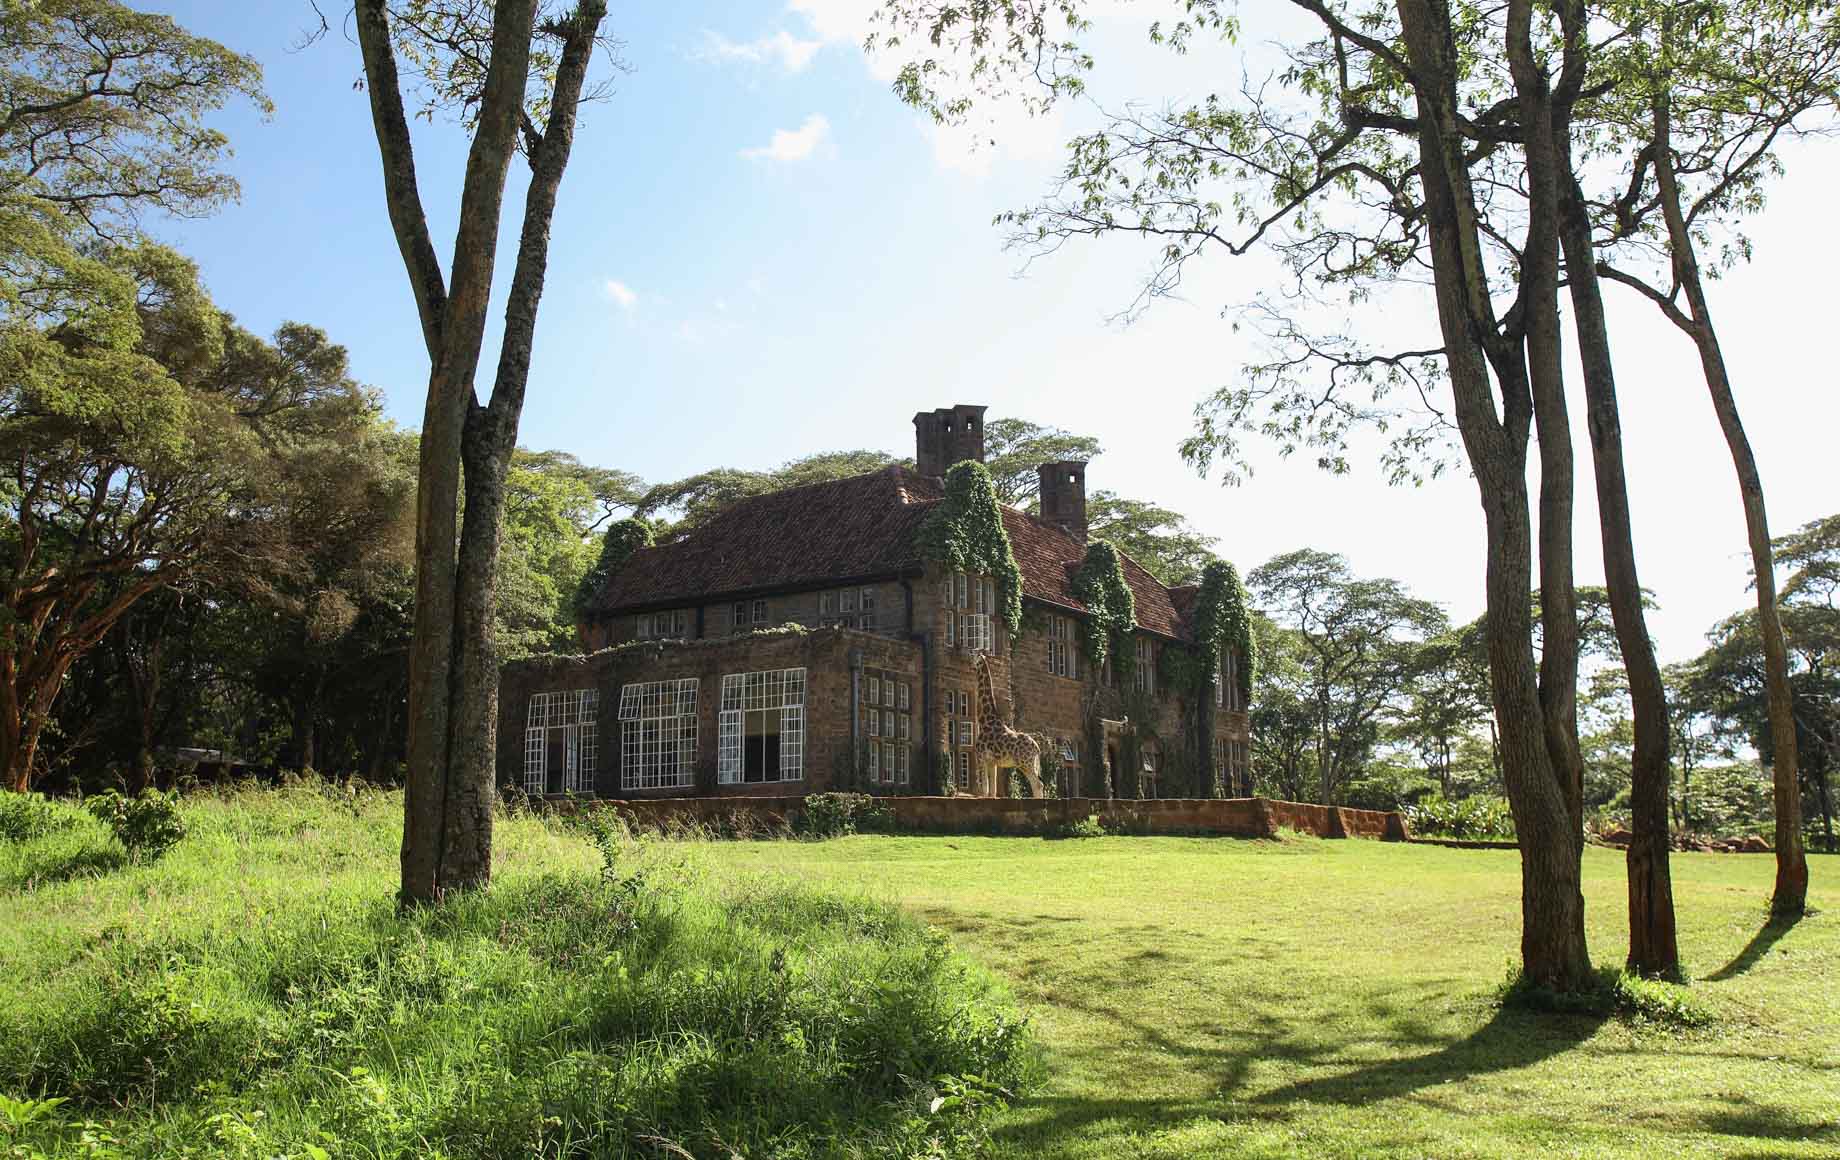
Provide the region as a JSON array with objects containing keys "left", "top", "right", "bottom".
[
  {"left": 1406, "top": 793, "right": 1515, "bottom": 841},
  {"left": 1497, "top": 965, "right": 1714, "bottom": 1029},
  {"left": 1051, "top": 814, "right": 1108, "bottom": 839},
  {"left": 0, "top": 792, "right": 85, "bottom": 843},
  {"left": 84, "top": 788, "right": 187, "bottom": 861},
  {"left": 798, "top": 792, "right": 891, "bottom": 839}
]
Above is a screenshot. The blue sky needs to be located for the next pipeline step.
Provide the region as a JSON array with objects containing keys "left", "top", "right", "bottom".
[{"left": 155, "top": 1, "right": 1839, "bottom": 664}]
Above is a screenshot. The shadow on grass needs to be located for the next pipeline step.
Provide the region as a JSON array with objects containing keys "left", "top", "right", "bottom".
[
  {"left": 997, "top": 985, "right": 1607, "bottom": 1154},
  {"left": 1705, "top": 911, "right": 1807, "bottom": 981},
  {"left": 1248, "top": 1002, "right": 1606, "bottom": 1109},
  {"left": 1695, "top": 1093, "right": 1840, "bottom": 1145},
  {"left": 2, "top": 842, "right": 127, "bottom": 891}
]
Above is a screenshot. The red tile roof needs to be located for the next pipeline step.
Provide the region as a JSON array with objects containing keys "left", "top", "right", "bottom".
[{"left": 590, "top": 464, "right": 1190, "bottom": 640}]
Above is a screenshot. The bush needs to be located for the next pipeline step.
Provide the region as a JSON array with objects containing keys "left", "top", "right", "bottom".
[
  {"left": 1051, "top": 814, "right": 1108, "bottom": 839},
  {"left": 0, "top": 792, "right": 85, "bottom": 843},
  {"left": 798, "top": 792, "right": 892, "bottom": 839},
  {"left": 84, "top": 789, "right": 187, "bottom": 861},
  {"left": 1497, "top": 965, "right": 1714, "bottom": 1029},
  {"left": 1406, "top": 793, "right": 1515, "bottom": 841}
]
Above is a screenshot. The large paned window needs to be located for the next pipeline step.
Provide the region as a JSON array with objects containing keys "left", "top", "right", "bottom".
[
  {"left": 718, "top": 668, "right": 806, "bottom": 783},
  {"left": 617, "top": 678, "right": 699, "bottom": 790},
  {"left": 860, "top": 668, "right": 913, "bottom": 786},
  {"left": 946, "top": 687, "right": 974, "bottom": 791},
  {"left": 1216, "top": 648, "right": 1244, "bottom": 710},
  {"left": 635, "top": 610, "right": 688, "bottom": 640},
  {"left": 944, "top": 571, "right": 997, "bottom": 653},
  {"left": 819, "top": 586, "right": 880, "bottom": 631},
  {"left": 1134, "top": 637, "right": 1152, "bottom": 694},
  {"left": 1045, "top": 614, "right": 1079, "bottom": 679},
  {"left": 524, "top": 689, "right": 598, "bottom": 795}
]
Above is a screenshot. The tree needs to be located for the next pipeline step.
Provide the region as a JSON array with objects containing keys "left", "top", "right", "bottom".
[
  {"left": 872, "top": 0, "right": 1635, "bottom": 991},
  {"left": 1249, "top": 614, "right": 1318, "bottom": 803},
  {"left": 1588, "top": 0, "right": 1839, "bottom": 916},
  {"left": 1694, "top": 514, "right": 1840, "bottom": 853},
  {"left": 983, "top": 417, "right": 1102, "bottom": 505},
  {"left": 1395, "top": 625, "right": 1493, "bottom": 797},
  {"left": 1249, "top": 549, "right": 1447, "bottom": 804},
  {"left": 0, "top": 0, "right": 267, "bottom": 792},
  {"left": 638, "top": 450, "right": 898, "bottom": 536},
  {"left": 350, "top": 0, "right": 612, "bottom": 901}
]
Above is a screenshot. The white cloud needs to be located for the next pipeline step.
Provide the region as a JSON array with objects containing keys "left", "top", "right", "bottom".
[
  {"left": 603, "top": 279, "right": 637, "bottom": 308},
  {"left": 740, "top": 114, "right": 831, "bottom": 162},
  {"left": 701, "top": 28, "right": 822, "bottom": 72},
  {"left": 787, "top": 0, "right": 898, "bottom": 81}
]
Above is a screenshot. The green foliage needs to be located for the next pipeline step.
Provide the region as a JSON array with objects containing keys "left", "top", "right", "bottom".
[
  {"left": 83, "top": 789, "right": 186, "bottom": 861},
  {"left": 0, "top": 784, "right": 1031, "bottom": 1158},
  {"left": 982, "top": 417, "right": 1102, "bottom": 505},
  {"left": 1050, "top": 813, "right": 1109, "bottom": 839},
  {"left": 1085, "top": 490, "right": 1219, "bottom": 587},
  {"left": 1498, "top": 966, "right": 1714, "bottom": 1028},
  {"left": 0, "top": 793, "right": 84, "bottom": 843},
  {"left": 1406, "top": 794, "right": 1516, "bottom": 841},
  {"left": 571, "top": 515, "right": 653, "bottom": 614},
  {"left": 798, "top": 792, "right": 893, "bottom": 839},
  {"left": 1190, "top": 559, "right": 1255, "bottom": 698},
  {"left": 1070, "top": 540, "right": 1136, "bottom": 677},
  {"left": 917, "top": 461, "right": 1025, "bottom": 636},
  {"left": 640, "top": 449, "right": 901, "bottom": 537}
]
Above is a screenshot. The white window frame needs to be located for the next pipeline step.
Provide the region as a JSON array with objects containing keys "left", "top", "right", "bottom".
[
  {"left": 1046, "top": 615, "right": 1078, "bottom": 679},
  {"left": 1134, "top": 637, "right": 1152, "bottom": 694},
  {"left": 524, "top": 688, "right": 599, "bottom": 795},
  {"left": 962, "top": 612, "right": 992, "bottom": 655},
  {"left": 636, "top": 610, "right": 687, "bottom": 641},
  {"left": 717, "top": 667, "right": 806, "bottom": 784},
  {"left": 616, "top": 678, "right": 699, "bottom": 791}
]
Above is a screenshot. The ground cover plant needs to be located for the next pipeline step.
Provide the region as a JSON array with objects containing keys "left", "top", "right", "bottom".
[
  {"left": 0, "top": 782, "right": 1031, "bottom": 1158},
  {"left": 700, "top": 833, "right": 1838, "bottom": 1159}
]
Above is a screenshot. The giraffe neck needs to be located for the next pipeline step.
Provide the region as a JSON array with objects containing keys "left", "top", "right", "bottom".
[{"left": 976, "top": 655, "right": 999, "bottom": 720}]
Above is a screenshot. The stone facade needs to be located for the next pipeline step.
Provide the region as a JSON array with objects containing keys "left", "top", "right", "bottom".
[{"left": 499, "top": 404, "right": 1254, "bottom": 800}]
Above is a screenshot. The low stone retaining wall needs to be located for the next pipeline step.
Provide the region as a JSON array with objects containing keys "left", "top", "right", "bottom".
[{"left": 568, "top": 794, "right": 1408, "bottom": 841}]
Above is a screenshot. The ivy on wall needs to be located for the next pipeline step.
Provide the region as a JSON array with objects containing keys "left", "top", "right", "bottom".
[
  {"left": 1190, "top": 559, "right": 1255, "bottom": 703},
  {"left": 1071, "top": 540, "right": 1136, "bottom": 677},
  {"left": 572, "top": 517, "right": 654, "bottom": 614},
  {"left": 917, "top": 461, "right": 1025, "bottom": 637}
]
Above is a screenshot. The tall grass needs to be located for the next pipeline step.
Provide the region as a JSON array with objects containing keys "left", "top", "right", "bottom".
[{"left": 0, "top": 780, "right": 1033, "bottom": 1158}]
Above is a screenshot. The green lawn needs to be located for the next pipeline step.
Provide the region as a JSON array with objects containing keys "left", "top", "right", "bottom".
[
  {"left": 5, "top": 793, "right": 1835, "bottom": 1158},
  {"left": 696, "top": 833, "right": 1840, "bottom": 1159}
]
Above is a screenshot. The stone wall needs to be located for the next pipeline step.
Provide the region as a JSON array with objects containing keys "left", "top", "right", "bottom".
[{"left": 572, "top": 793, "right": 1407, "bottom": 841}]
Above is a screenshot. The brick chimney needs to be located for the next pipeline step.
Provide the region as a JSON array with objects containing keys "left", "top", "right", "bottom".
[
  {"left": 913, "top": 405, "right": 988, "bottom": 477},
  {"left": 1038, "top": 460, "right": 1088, "bottom": 542}
]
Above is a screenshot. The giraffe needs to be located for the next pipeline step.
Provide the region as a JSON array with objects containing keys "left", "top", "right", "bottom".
[{"left": 972, "top": 652, "right": 1043, "bottom": 797}]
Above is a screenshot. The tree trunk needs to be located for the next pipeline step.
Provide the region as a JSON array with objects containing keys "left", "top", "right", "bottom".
[
  {"left": 1505, "top": 10, "right": 1592, "bottom": 968},
  {"left": 1558, "top": 199, "right": 1678, "bottom": 974},
  {"left": 1398, "top": 0, "right": 1592, "bottom": 990},
  {"left": 357, "top": 0, "right": 605, "bottom": 901},
  {"left": 1647, "top": 79, "right": 1806, "bottom": 916}
]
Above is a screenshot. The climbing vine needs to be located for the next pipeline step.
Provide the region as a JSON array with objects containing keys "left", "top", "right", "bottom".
[
  {"left": 1190, "top": 559, "right": 1255, "bottom": 702},
  {"left": 917, "top": 461, "right": 1025, "bottom": 637},
  {"left": 1070, "top": 540, "right": 1135, "bottom": 678},
  {"left": 572, "top": 517, "right": 654, "bottom": 614}
]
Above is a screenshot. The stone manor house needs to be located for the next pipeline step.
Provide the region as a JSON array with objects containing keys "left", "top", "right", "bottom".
[{"left": 497, "top": 405, "right": 1253, "bottom": 800}]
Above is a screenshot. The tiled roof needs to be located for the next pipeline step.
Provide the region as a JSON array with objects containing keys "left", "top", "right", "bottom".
[{"left": 591, "top": 464, "right": 1190, "bottom": 640}]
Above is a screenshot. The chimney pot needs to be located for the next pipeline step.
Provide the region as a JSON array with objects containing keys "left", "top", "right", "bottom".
[
  {"left": 914, "top": 404, "right": 988, "bottom": 477},
  {"left": 1039, "top": 460, "right": 1088, "bottom": 542}
]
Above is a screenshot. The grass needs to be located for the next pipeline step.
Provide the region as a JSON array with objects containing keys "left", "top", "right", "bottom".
[
  {"left": 695, "top": 831, "right": 1840, "bottom": 1159},
  {"left": 6, "top": 790, "right": 1835, "bottom": 1159},
  {"left": 0, "top": 784, "right": 1031, "bottom": 1158}
]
